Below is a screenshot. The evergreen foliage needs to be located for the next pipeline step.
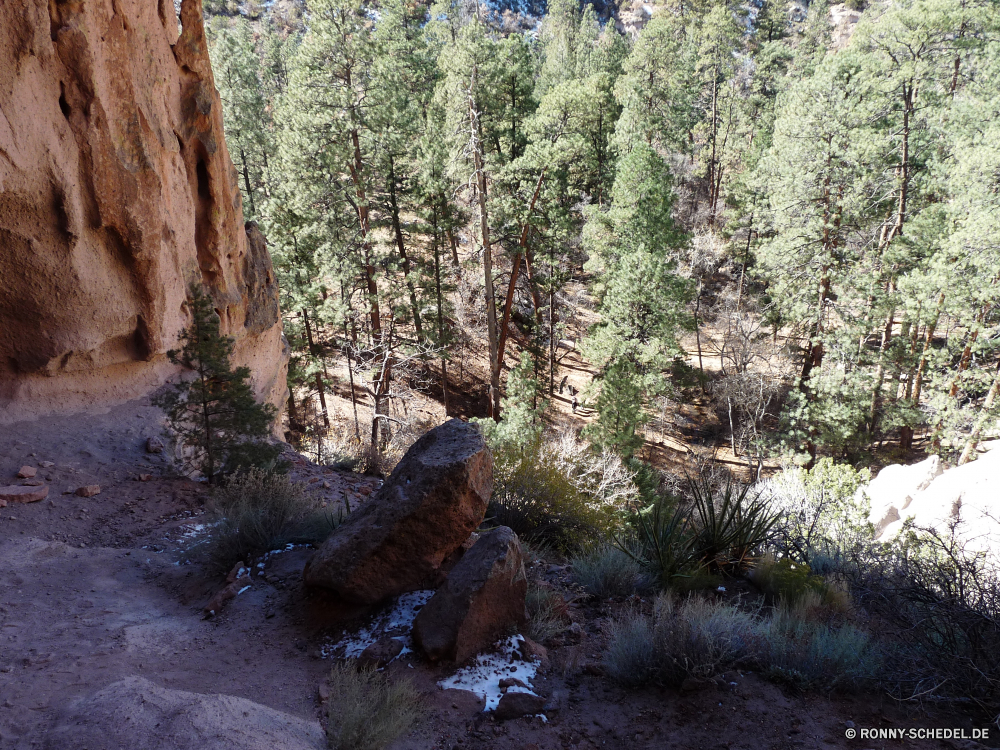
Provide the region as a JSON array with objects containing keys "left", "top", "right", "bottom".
[{"left": 154, "top": 284, "right": 282, "bottom": 483}]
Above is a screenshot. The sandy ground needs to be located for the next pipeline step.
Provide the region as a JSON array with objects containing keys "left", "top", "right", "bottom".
[{"left": 0, "top": 398, "right": 991, "bottom": 750}]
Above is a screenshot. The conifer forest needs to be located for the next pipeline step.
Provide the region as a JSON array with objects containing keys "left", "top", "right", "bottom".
[{"left": 205, "top": 0, "right": 1000, "bottom": 472}]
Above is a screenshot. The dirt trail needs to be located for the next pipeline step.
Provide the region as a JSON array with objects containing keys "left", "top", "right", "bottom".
[{"left": 0, "top": 398, "right": 986, "bottom": 750}]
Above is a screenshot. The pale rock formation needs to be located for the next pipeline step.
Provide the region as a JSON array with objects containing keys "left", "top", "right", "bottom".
[
  {"left": 45, "top": 676, "right": 325, "bottom": 750},
  {"left": 830, "top": 3, "right": 863, "bottom": 49},
  {"left": 865, "top": 454, "right": 943, "bottom": 535},
  {"left": 0, "top": 0, "right": 287, "bottom": 424},
  {"left": 864, "top": 445, "right": 1000, "bottom": 556},
  {"left": 873, "top": 447, "right": 1000, "bottom": 555}
]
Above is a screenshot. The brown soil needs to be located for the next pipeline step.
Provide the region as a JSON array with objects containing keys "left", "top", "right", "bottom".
[{"left": 1, "top": 398, "right": 991, "bottom": 750}]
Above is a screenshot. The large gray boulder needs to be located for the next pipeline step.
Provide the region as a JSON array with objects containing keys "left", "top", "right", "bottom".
[
  {"left": 413, "top": 526, "right": 528, "bottom": 663},
  {"left": 45, "top": 677, "right": 324, "bottom": 750},
  {"left": 303, "top": 419, "right": 492, "bottom": 604}
]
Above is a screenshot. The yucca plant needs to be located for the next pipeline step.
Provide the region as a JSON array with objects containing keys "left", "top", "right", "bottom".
[
  {"left": 690, "top": 478, "right": 779, "bottom": 573},
  {"left": 617, "top": 497, "right": 699, "bottom": 587}
]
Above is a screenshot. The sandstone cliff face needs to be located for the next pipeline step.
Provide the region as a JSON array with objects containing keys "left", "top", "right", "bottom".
[{"left": 0, "top": 0, "right": 287, "bottom": 423}]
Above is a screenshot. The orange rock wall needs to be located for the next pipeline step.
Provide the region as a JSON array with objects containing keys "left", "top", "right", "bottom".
[{"left": 0, "top": 0, "right": 287, "bottom": 424}]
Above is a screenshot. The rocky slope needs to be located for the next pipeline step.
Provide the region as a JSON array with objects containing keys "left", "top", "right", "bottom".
[{"left": 0, "top": 0, "right": 286, "bottom": 424}]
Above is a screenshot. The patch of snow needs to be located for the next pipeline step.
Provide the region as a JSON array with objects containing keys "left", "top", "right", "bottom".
[
  {"left": 237, "top": 585, "right": 251, "bottom": 596},
  {"left": 438, "top": 635, "right": 540, "bottom": 711},
  {"left": 321, "top": 590, "right": 434, "bottom": 660}
]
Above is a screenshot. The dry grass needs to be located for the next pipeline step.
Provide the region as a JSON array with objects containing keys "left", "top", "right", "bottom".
[
  {"left": 210, "top": 469, "right": 312, "bottom": 570},
  {"left": 325, "top": 663, "right": 423, "bottom": 750}
]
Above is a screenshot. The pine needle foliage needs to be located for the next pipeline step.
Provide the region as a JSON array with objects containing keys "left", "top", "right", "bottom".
[{"left": 154, "top": 283, "right": 282, "bottom": 484}]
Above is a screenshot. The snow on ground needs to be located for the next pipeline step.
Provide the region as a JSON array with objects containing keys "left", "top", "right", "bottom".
[
  {"left": 321, "top": 590, "right": 435, "bottom": 659},
  {"left": 439, "top": 635, "right": 540, "bottom": 711}
]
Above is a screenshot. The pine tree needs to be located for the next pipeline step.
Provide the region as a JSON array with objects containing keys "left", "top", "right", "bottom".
[{"left": 154, "top": 284, "right": 282, "bottom": 483}]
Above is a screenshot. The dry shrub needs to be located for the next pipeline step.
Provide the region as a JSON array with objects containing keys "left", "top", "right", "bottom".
[
  {"left": 604, "top": 593, "right": 876, "bottom": 692},
  {"left": 571, "top": 544, "right": 646, "bottom": 599},
  {"left": 842, "top": 524, "right": 1000, "bottom": 719},
  {"left": 326, "top": 663, "right": 423, "bottom": 750},
  {"left": 210, "top": 469, "right": 311, "bottom": 569},
  {"left": 526, "top": 582, "right": 570, "bottom": 643}
]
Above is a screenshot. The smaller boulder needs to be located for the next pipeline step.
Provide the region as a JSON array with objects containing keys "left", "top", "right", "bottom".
[
  {"left": 0, "top": 485, "right": 49, "bottom": 504},
  {"left": 518, "top": 636, "right": 550, "bottom": 670},
  {"left": 17, "top": 466, "right": 36, "bottom": 478},
  {"left": 146, "top": 437, "right": 164, "bottom": 454},
  {"left": 413, "top": 526, "right": 527, "bottom": 663},
  {"left": 357, "top": 637, "right": 404, "bottom": 670},
  {"left": 75, "top": 485, "right": 101, "bottom": 497},
  {"left": 494, "top": 691, "right": 546, "bottom": 721},
  {"left": 499, "top": 677, "right": 530, "bottom": 691}
]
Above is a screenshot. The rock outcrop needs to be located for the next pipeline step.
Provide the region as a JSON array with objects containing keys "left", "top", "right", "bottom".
[
  {"left": 0, "top": 0, "right": 287, "bottom": 424},
  {"left": 303, "top": 419, "right": 492, "bottom": 604},
  {"left": 413, "top": 526, "right": 528, "bottom": 663},
  {"left": 865, "top": 445, "right": 1000, "bottom": 556},
  {"left": 45, "top": 677, "right": 325, "bottom": 750}
]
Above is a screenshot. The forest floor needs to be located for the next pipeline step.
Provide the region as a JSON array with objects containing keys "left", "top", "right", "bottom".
[{"left": 0, "top": 398, "right": 988, "bottom": 750}]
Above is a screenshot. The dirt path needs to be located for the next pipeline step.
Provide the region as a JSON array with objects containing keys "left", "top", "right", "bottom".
[{"left": 1, "top": 399, "right": 985, "bottom": 750}]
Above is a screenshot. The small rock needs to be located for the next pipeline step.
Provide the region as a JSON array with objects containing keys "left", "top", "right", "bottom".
[
  {"left": 494, "top": 691, "right": 546, "bottom": 721},
  {"left": 0, "top": 485, "right": 49, "bottom": 504},
  {"left": 145, "top": 437, "right": 164, "bottom": 454},
  {"left": 358, "top": 485, "right": 372, "bottom": 496},
  {"left": 39, "top": 461, "right": 54, "bottom": 468},
  {"left": 17, "top": 466, "right": 36, "bottom": 479},
  {"left": 318, "top": 682, "right": 330, "bottom": 703},
  {"left": 518, "top": 637, "right": 550, "bottom": 670},
  {"left": 499, "top": 678, "right": 530, "bottom": 691},
  {"left": 225, "top": 562, "right": 250, "bottom": 583},
  {"left": 322, "top": 481, "right": 331, "bottom": 489},
  {"left": 138, "top": 474, "right": 152, "bottom": 482},
  {"left": 357, "top": 637, "right": 404, "bottom": 670},
  {"left": 75, "top": 485, "right": 101, "bottom": 497},
  {"left": 582, "top": 663, "right": 605, "bottom": 677},
  {"left": 542, "top": 689, "right": 567, "bottom": 717},
  {"left": 203, "top": 582, "right": 240, "bottom": 617},
  {"left": 20, "top": 479, "right": 45, "bottom": 487}
]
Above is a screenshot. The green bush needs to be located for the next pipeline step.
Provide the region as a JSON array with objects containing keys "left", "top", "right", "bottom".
[
  {"left": 571, "top": 544, "right": 646, "bottom": 598},
  {"left": 486, "top": 438, "right": 610, "bottom": 551},
  {"left": 751, "top": 555, "right": 826, "bottom": 605},
  {"left": 618, "top": 478, "right": 778, "bottom": 589},
  {"left": 325, "top": 663, "right": 423, "bottom": 750},
  {"left": 210, "top": 469, "right": 312, "bottom": 569},
  {"left": 689, "top": 479, "right": 779, "bottom": 573},
  {"left": 617, "top": 496, "right": 697, "bottom": 588}
]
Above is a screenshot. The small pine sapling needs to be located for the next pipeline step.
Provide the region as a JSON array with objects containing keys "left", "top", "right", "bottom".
[{"left": 154, "top": 283, "right": 283, "bottom": 483}]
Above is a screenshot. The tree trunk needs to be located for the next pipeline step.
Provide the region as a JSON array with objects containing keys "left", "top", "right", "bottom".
[
  {"left": 345, "top": 88, "right": 385, "bottom": 447},
  {"left": 911, "top": 292, "right": 945, "bottom": 406},
  {"left": 496, "top": 171, "right": 545, "bottom": 377},
  {"left": 301, "top": 308, "right": 330, "bottom": 429},
  {"left": 469, "top": 74, "right": 501, "bottom": 421},
  {"left": 958, "top": 362, "right": 1000, "bottom": 465},
  {"left": 388, "top": 154, "right": 423, "bottom": 340},
  {"left": 239, "top": 145, "right": 255, "bottom": 218},
  {"left": 432, "top": 203, "right": 450, "bottom": 416}
]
